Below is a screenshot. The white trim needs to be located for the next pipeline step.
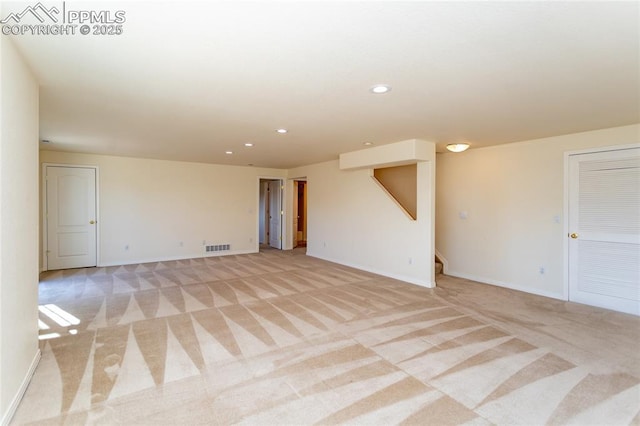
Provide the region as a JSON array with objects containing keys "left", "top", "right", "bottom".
[
  {"left": 97, "top": 249, "right": 257, "bottom": 267},
  {"left": 563, "top": 142, "right": 640, "bottom": 158},
  {"left": 41, "top": 164, "right": 46, "bottom": 272},
  {"left": 285, "top": 178, "right": 295, "bottom": 251},
  {"left": 562, "top": 152, "right": 571, "bottom": 301},
  {"left": 41, "top": 163, "right": 99, "bottom": 271},
  {"left": 96, "top": 167, "right": 101, "bottom": 268},
  {"left": 1, "top": 349, "right": 41, "bottom": 426},
  {"left": 446, "top": 270, "right": 566, "bottom": 301},
  {"left": 562, "top": 143, "right": 640, "bottom": 304},
  {"left": 434, "top": 249, "right": 449, "bottom": 274},
  {"left": 307, "top": 250, "right": 435, "bottom": 289},
  {"left": 255, "top": 179, "right": 263, "bottom": 251}
]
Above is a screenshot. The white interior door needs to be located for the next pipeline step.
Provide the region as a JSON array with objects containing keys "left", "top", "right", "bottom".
[
  {"left": 568, "top": 147, "right": 640, "bottom": 315},
  {"left": 46, "top": 166, "right": 97, "bottom": 270},
  {"left": 268, "top": 180, "right": 282, "bottom": 249},
  {"left": 259, "top": 181, "right": 268, "bottom": 244}
]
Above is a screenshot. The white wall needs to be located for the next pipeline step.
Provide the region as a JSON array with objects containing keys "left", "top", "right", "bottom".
[
  {"left": 289, "top": 156, "right": 436, "bottom": 287},
  {"left": 436, "top": 124, "right": 640, "bottom": 299},
  {"left": 0, "top": 38, "right": 40, "bottom": 424},
  {"left": 40, "top": 151, "right": 285, "bottom": 267}
]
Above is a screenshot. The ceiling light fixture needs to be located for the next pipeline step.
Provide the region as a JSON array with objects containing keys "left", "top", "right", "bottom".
[
  {"left": 370, "top": 84, "right": 391, "bottom": 94},
  {"left": 276, "top": 128, "right": 288, "bottom": 134},
  {"left": 446, "top": 143, "right": 470, "bottom": 153},
  {"left": 225, "top": 151, "right": 233, "bottom": 155},
  {"left": 363, "top": 142, "right": 373, "bottom": 146},
  {"left": 244, "top": 143, "right": 254, "bottom": 147}
]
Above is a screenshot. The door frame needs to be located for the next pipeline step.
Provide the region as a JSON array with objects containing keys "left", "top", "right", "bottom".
[
  {"left": 258, "top": 180, "right": 269, "bottom": 244},
  {"left": 292, "top": 178, "right": 307, "bottom": 248},
  {"left": 287, "top": 177, "right": 307, "bottom": 250},
  {"left": 42, "top": 163, "right": 100, "bottom": 271},
  {"left": 562, "top": 143, "right": 640, "bottom": 301},
  {"left": 257, "top": 177, "right": 285, "bottom": 250},
  {"left": 293, "top": 182, "right": 298, "bottom": 248}
]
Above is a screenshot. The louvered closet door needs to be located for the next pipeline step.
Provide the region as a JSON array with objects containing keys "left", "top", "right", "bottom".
[{"left": 568, "top": 147, "right": 640, "bottom": 315}]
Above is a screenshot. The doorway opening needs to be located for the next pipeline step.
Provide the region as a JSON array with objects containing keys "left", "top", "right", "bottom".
[
  {"left": 293, "top": 180, "right": 307, "bottom": 248},
  {"left": 259, "top": 178, "right": 283, "bottom": 250}
]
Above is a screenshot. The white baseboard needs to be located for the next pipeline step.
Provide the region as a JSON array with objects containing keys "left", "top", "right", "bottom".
[
  {"left": 306, "top": 250, "right": 435, "bottom": 289},
  {"left": 96, "top": 249, "right": 257, "bottom": 267},
  {"left": 445, "top": 270, "right": 565, "bottom": 301},
  {"left": 1, "top": 349, "right": 41, "bottom": 426}
]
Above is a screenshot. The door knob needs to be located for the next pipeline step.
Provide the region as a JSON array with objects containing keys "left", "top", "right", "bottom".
[
  {"left": 89, "top": 220, "right": 96, "bottom": 225},
  {"left": 570, "top": 233, "right": 578, "bottom": 239}
]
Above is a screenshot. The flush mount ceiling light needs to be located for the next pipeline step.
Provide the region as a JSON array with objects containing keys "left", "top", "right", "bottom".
[
  {"left": 446, "top": 143, "right": 470, "bottom": 153},
  {"left": 363, "top": 142, "right": 373, "bottom": 146},
  {"left": 244, "top": 143, "right": 254, "bottom": 147},
  {"left": 276, "top": 128, "right": 288, "bottom": 134},
  {"left": 225, "top": 151, "right": 233, "bottom": 155},
  {"left": 370, "top": 84, "right": 391, "bottom": 94}
]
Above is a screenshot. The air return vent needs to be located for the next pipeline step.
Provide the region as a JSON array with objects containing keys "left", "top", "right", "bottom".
[{"left": 205, "top": 244, "right": 230, "bottom": 253}]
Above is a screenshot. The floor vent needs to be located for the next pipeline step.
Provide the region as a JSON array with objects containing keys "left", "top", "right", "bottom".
[{"left": 205, "top": 244, "right": 230, "bottom": 253}]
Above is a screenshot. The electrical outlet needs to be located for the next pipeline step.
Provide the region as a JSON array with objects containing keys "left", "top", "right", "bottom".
[
  {"left": 125, "top": 244, "right": 129, "bottom": 251},
  {"left": 539, "top": 267, "right": 545, "bottom": 275}
]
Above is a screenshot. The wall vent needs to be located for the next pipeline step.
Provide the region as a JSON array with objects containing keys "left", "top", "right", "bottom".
[{"left": 205, "top": 244, "right": 230, "bottom": 253}]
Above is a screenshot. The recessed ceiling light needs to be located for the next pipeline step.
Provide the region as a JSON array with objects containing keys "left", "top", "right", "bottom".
[
  {"left": 446, "top": 143, "right": 470, "bottom": 153},
  {"left": 370, "top": 84, "right": 391, "bottom": 94},
  {"left": 244, "top": 143, "right": 254, "bottom": 147},
  {"left": 363, "top": 142, "right": 373, "bottom": 146},
  {"left": 276, "top": 128, "right": 288, "bottom": 134},
  {"left": 225, "top": 151, "right": 233, "bottom": 155}
]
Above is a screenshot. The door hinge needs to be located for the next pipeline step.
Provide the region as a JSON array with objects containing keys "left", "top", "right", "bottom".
[{"left": 280, "top": 210, "right": 284, "bottom": 215}]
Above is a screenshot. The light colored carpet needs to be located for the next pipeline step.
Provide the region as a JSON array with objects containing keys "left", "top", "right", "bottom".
[{"left": 12, "top": 249, "right": 640, "bottom": 425}]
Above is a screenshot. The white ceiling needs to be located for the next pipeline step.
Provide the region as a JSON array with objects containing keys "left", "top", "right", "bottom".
[{"left": 5, "top": 1, "right": 639, "bottom": 168}]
